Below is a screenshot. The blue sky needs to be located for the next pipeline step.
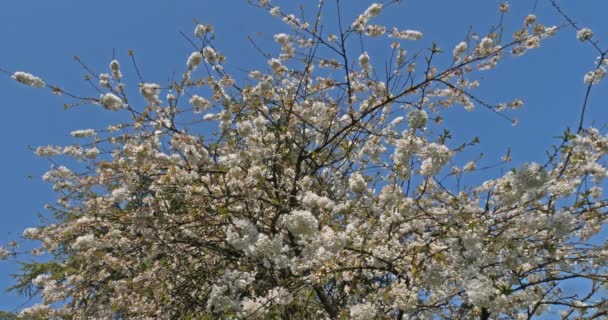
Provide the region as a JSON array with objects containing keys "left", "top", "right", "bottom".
[{"left": 0, "top": 0, "right": 607, "bottom": 312}]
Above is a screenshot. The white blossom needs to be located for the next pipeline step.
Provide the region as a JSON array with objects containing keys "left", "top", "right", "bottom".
[
  {"left": 349, "top": 172, "right": 367, "bottom": 193},
  {"left": 202, "top": 46, "right": 217, "bottom": 63},
  {"left": 189, "top": 95, "right": 211, "bottom": 113},
  {"left": 349, "top": 302, "right": 377, "bottom": 320},
  {"left": 453, "top": 41, "right": 468, "bottom": 58},
  {"left": 577, "top": 28, "right": 594, "bottom": 42},
  {"left": 12, "top": 71, "right": 45, "bottom": 88},
  {"left": 407, "top": 109, "right": 428, "bottom": 129},
  {"left": 283, "top": 210, "right": 318, "bottom": 237},
  {"left": 140, "top": 83, "right": 161, "bottom": 105},
  {"left": 359, "top": 52, "right": 370, "bottom": 72},
  {"left": 70, "top": 129, "right": 96, "bottom": 138},
  {"left": 99, "top": 93, "right": 123, "bottom": 111},
  {"left": 110, "top": 60, "right": 122, "bottom": 79},
  {"left": 364, "top": 3, "right": 383, "bottom": 17},
  {"left": 584, "top": 67, "right": 606, "bottom": 85},
  {"left": 389, "top": 28, "right": 423, "bottom": 40},
  {"left": 187, "top": 51, "right": 203, "bottom": 69}
]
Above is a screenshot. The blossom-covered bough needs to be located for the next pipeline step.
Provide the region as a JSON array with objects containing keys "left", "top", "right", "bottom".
[{"left": 3, "top": 1, "right": 608, "bottom": 319}]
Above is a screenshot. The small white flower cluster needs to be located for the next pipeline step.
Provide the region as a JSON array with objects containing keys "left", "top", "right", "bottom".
[
  {"left": 513, "top": 162, "right": 547, "bottom": 192},
  {"left": 35, "top": 145, "right": 63, "bottom": 157},
  {"left": 453, "top": 41, "right": 468, "bottom": 59},
  {"left": 392, "top": 134, "right": 424, "bottom": 177},
  {"left": 465, "top": 277, "right": 498, "bottom": 307},
  {"left": 268, "top": 58, "right": 285, "bottom": 74},
  {"left": 478, "top": 37, "right": 494, "bottom": 54},
  {"left": 140, "top": 83, "right": 161, "bottom": 105},
  {"left": 420, "top": 143, "right": 453, "bottom": 176},
  {"left": 110, "top": 60, "right": 122, "bottom": 79},
  {"left": 584, "top": 67, "right": 606, "bottom": 85},
  {"left": 349, "top": 302, "right": 377, "bottom": 320},
  {"left": 407, "top": 109, "right": 428, "bottom": 129},
  {"left": 71, "top": 234, "right": 95, "bottom": 250},
  {"left": 99, "top": 93, "right": 123, "bottom": 111},
  {"left": 495, "top": 162, "right": 549, "bottom": 205},
  {"left": 359, "top": 51, "right": 371, "bottom": 73},
  {"left": 237, "top": 121, "right": 254, "bottom": 137},
  {"left": 226, "top": 219, "right": 259, "bottom": 252},
  {"left": 499, "top": 2, "right": 510, "bottom": 13},
  {"left": 202, "top": 46, "right": 218, "bottom": 64},
  {"left": 20, "top": 304, "right": 51, "bottom": 318},
  {"left": 99, "top": 73, "right": 110, "bottom": 88},
  {"left": 189, "top": 95, "right": 211, "bottom": 113},
  {"left": 23, "top": 227, "right": 40, "bottom": 239},
  {"left": 0, "top": 246, "right": 9, "bottom": 260},
  {"left": 396, "top": 48, "right": 407, "bottom": 67},
  {"left": 282, "top": 14, "right": 309, "bottom": 29},
  {"left": 269, "top": 6, "right": 280, "bottom": 17},
  {"left": 70, "top": 129, "right": 96, "bottom": 138},
  {"left": 35, "top": 145, "right": 98, "bottom": 159},
  {"left": 577, "top": 28, "right": 594, "bottom": 42},
  {"left": 239, "top": 287, "right": 293, "bottom": 318},
  {"left": 389, "top": 28, "right": 423, "bottom": 40},
  {"left": 207, "top": 270, "right": 257, "bottom": 314},
  {"left": 351, "top": 3, "right": 383, "bottom": 32},
  {"left": 283, "top": 210, "right": 318, "bottom": 237},
  {"left": 194, "top": 24, "right": 213, "bottom": 38},
  {"left": 187, "top": 51, "right": 203, "bottom": 70},
  {"left": 274, "top": 33, "right": 295, "bottom": 59},
  {"left": 524, "top": 14, "right": 536, "bottom": 27},
  {"left": 349, "top": 172, "right": 367, "bottom": 193},
  {"left": 12, "top": 71, "right": 45, "bottom": 88},
  {"left": 301, "top": 191, "right": 335, "bottom": 211},
  {"left": 365, "top": 24, "right": 386, "bottom": 37}
]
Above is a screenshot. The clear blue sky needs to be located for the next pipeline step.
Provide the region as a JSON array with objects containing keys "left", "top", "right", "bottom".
[{"left": 1, "top": 0, "right": 607, "bottom": 312}]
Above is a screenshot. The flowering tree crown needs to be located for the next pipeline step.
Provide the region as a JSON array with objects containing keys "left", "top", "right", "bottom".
[{"left": 3, "top": 1, "right": 608, "bottom": 319}]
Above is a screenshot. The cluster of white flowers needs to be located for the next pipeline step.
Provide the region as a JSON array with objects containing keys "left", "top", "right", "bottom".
[
  {"left": 479, "top": 37, "right": 494, "bottom": 53},
  {"left": 189, "top": 95, "right": 211, "bottom": 113},
  {"left": 349, "top": 302, "right": 377, "bottom": 320},
  {"left": 71, "top": 234, "right": 95, "bottom": 250},
  {"left": 140, "top": 83, "right": 161, "bottom": 105},
  {"left": 35, "top": 145, "right": 63, "bottom": 157},
  {"left": 453, "top": 41, "right": 468, "bottom": 59},
  {"left": 465, "top": 277, "right": 498, "bottom": 307},
  {"left": 420, "top": 143, "right": 453, "bottom": 176},
  {"left": 268, "top": 58, "right": 284, "bottom": 74},
  {"left": 110, "top": 60, "right": 122, "bottom": 79},
  {"left": 202, "top": 46, "right": 218, "bottom": 64},
  {"left": 349, "top": 172, "right": 367, "bottom": 193},
  {"left": 499, "top": 2, "right": 510, "bottom": 13},
  {"left": 70, "top": 129, "right": 96, "bottom": 138},
  {"left": 365, "top": 24, "right": 386, "bottom": 37},
  {"left": 301, "top": 191, "right": 335, "bottom": 211},
  {"left": 359, "top": 51, "right": 371, "bottom": 73},
  {"left": 187, "top": 51, "right": 203, "bottom": 69},
  {"left": 389, "top": 28, "right": 423, "bottom": 40},
  {"left": 524, "top": 14, "right": 536, "bottom": 27},
  {"left": 194, "top": 24, "right": 213, "bottom": 38},
  {"left": 577, "top": 28, "right": 594, "bottom": 41},
  {"left": 351, "top": 3, "right": 383, "bottom": 32},
  {"left": 99, "top": 92, "right": 123, "bottom": 111},
  {"left": 207, "top": 270, "right": 257, "bottom": 314},
  {"left": 99, "top": 73, "right": 110, "bottom": 88},
  {"left": 283, "top": 210, "right": 318, "bottom": 237},
  {"left": 584, "top": 67, "right": 606, "bottom": 85},
  {"left": 407, "top": 109, "right": 428, "bottom": 129},
  {"left": 12, "top": 71, "right": 45, "bottom": 88}
]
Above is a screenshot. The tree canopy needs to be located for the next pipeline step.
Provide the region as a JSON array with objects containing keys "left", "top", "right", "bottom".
[{"left": 2, "top": 1, "right": 608, "bottom": 319}]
